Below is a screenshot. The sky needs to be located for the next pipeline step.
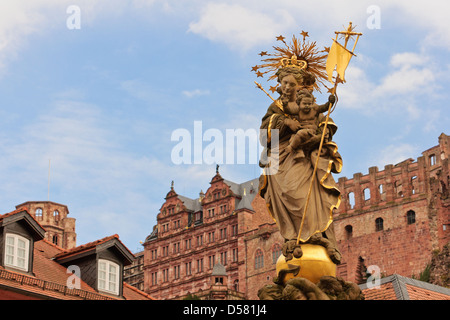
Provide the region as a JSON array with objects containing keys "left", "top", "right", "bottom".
[{"left": 0, "top": 0, "right": 448, "bottom": 253}]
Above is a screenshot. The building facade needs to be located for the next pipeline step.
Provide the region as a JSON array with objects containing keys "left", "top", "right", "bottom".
[
  {"left": 123, "top": 250, "right": 144, "bottom": 291},
  {"left": 15, "top": 201, "right": 76, "bottom": 250},
  {"left": 139, "top": 133, "right": 449, "bottom": 300},
  {"left": 0, "top": 206, "right": 153, "bottom": 300},
  {"left": 334, "top": 132, "right": 450, "bottom": 283},
  {"left": 142, "top": 168, "right": 284, "bottom": 300}
]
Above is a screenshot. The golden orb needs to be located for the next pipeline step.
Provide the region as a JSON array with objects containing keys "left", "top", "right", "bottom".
[{"left": 276, "top": 244, "right": 336, "bottom": 285}]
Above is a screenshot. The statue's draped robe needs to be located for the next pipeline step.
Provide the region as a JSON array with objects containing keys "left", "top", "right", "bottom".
[{"left": 259, "top": 101, "right": 342, "bottom": 245}]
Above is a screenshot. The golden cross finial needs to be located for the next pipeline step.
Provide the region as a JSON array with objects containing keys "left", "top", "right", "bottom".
[{"left": 334, "top": 21, "right": 363, "bottom": 52}]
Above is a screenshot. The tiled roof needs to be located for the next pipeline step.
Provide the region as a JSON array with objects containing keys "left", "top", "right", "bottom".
[
  {"left": 123, "top": 282, "right": 155, "bottom": 300},
  {"left": 360, "top": 274, "right": 450, "bottom": 300},
  {"left": 0, "top": 207, "right": 26, "bottom": 221},
  {"left": 0, "top": 209, "right": 153, "bottom": 300},
  {"left": 54, "top": 234, "right": 129, "bottom": 261},
  {"left": 0, "top": 208, "right": 46, "bottom": 237}
]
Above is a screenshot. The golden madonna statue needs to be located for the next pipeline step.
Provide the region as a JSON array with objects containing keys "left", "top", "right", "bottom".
[{"left": 254, "top": 24, "right": 364, "bottom": 300}]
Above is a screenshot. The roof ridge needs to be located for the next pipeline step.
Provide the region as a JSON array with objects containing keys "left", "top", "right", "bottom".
[
  {"left": 54, "top": 234, "right": 120, "bottom": 259},
  {"left": 400, "top": 274, "right": 450, "bottom": 296},
  {"left": 0, "top": 207, "right": 30, "bottom": 220},
  {"left": 0, "top": 208, "right": 47, "bottom": 236},
  {"left": 391, "top": 274, "right": 410, "bottom": 300}
]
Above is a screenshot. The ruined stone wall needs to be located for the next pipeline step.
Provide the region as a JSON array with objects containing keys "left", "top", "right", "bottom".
[{"left": 333, "top": 133, "right": 450, "bottom": 283}]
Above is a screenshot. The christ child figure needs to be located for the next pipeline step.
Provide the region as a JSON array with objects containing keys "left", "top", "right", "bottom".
[{"left": 285, "top": 91, "right": 335, "bottom": 154}]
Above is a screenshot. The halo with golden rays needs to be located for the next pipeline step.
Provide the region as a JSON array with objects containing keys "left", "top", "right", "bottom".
[{"left": 252, "top": 32, "right": 329, "bottom": 92}]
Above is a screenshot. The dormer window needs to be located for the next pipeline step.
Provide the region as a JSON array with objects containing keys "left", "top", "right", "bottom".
[
  {"left": 98, "top": 259, "right": 120, "bottom": 295},
  {"left": 4, "top": 233, "right": 30, "bottom": 272}
]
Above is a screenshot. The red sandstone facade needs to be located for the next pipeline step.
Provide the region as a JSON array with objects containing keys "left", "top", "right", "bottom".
[
  {"left": 334, "top": 133, "right": 449, "bottom": 283},
  {"left": 15, "top": 201, "right": 77, "bottom": 250},
  {"left": 142, "top": 133, "right": 449, "bottom": 299},
  {"left": 143, "top": 169, "right": 284, "bottom": 300}
]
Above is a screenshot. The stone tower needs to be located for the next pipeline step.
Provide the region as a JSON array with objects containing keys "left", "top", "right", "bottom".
[{"left": 15, "top": 201, "right": 76, "bottom": 250}]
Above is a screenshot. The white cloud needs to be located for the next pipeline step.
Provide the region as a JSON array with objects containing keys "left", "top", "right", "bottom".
[
  {"left": 188, "top": 3, "right": 296, "bottom": 51},
  {"left": 387, "top": 0, "right": 450, "bottom": 50},
  {"left": 337, "top": 50, "right": 437, "bottom": 122},
  {"left": 182, "top": 89, "right": 210, "bottom": 98},
  {"left": 375, "top": 143, "right": 420, "bottom": 168},
  {"left": 374, "top": 52, "right": 435, "bottom": 96}
]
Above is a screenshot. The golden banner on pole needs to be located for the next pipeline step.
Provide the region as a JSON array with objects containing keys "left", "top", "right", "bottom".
[{"left": 326, "top": 39, "right": 354, "bottom": 84}]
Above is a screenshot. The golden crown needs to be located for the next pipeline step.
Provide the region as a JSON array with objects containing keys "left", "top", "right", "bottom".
[{"left": 280, "top": 55, "right": 308, "bottom": 70}]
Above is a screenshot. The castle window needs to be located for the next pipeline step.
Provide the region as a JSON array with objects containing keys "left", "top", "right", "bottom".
[
  {"left": 151, "top": 272, "right": 158, "bottom": 285},
  {"left": 232, "top": 248, "right": 238, "bottom": 262},
  {"left": 185, "top": 238, "right": 191, "bottom": 250},
  {"left": 272, "top": 244, "right": 282, "bottom": 264},
  {"left": 162, "top": 268, "right": 169, "bottom": 282},
  {"left": 208, "top": 255, "right": 216, "bottom": 269},
  {"left": 411, "top": 176, "right": 418, "bottom": 194},
  {"left": 378, "top": 184, "right": 384, "bottom": 194},
  {"left": 429, "top": 154, "right": 436, "bottom": 166},
  {"left": 53, "top": 210, "right": 60, "bottom": 221},
  {"left": 363, "top": 188, "right": 371, "bottom": 201},
  {"left": 407, "top": 210, "right": 416, "bottom": 225},
  {"left": 234, "top": 280, "right": 239, "bottom": 291},
  {"left": 196, "top": 234, "right": 203, "bottom": 246},
  {"left": 98, "top": 259, "right": 120, "bottom": 295},
  {"left": 35, "top": 208, "right": 43, "bottom": 219},
  {"left": 394, "top": 181, "right": 403, "bottom": 197},
  {"left": 345, "top": 225, "right": 353, "bottom": 239},
  {"left": 231, "top": 224, "right": 238, "bottom": 236},
  {"left": 173, "top": 242, "right": 180, "bottom": 254},
  {"left": 220, "top": 227, "right": 227, "bottom": 239},
  {"left": 215, "top": 277, "right": 223, "bottom": 284},
  {"left": 255, "top": 249, "right": 264, "bottom": 269},
  {"left": 375, "top": 218, "right": 384, "bottom": 231},
  {"left": 208, "top": 231, "right": 215, "bottom": 243},
  {"left": 220, "top": 204, "right": 228, "bottom": 213},
  {"left": 220, "top": 252, "right": 227, "bottom": 265},
  {"left": 197, "top": 258, "right": 204, "bottom": 273},
  {"left": 4, "top": 234, "right": 30, "bottom": 272},
  {"left": 348, "top": 192, "right": 355, "bottom": 209},
  {"left": 52, "top": 234, "right": 58, "bottom": 246},
  {"left": 174, "top": 265, "right": 180, "bottom": 279}
]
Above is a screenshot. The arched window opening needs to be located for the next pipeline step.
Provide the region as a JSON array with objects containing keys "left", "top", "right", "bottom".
[
  {"left": 411, "top": 176, "right": 418, "bottom": 194},
  {"left": 272, "top": 244, "right": 282, "bottom": 264},
  {"left": 35, "top": 208, "right": 43, "bottom": 219},
  {"left": 255, "top": 249, "right": 264, "bottom": 269},
  {"left": 375, "top": 217, "right": 384, "bottom": 231},
  {"left": 53, "top": 210, "right": 60, "bottom": 221},
  {"left": 364, "top": 188, "right": 371, "bottom": 201},
  {"left": 348, "top": 192, "right": 355, "bottom": 209},
  {"left": 407, "top": 210, "right": 416, "bottom": 225},
  {"left": 345, "top": 225, "right": 353, "bottom": 239},
  {"left": 394, "top": 181, "right": 403, "bottom": 197},
  {"left": 429, "top": 154, "right": 436, "bottom": 166}
]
